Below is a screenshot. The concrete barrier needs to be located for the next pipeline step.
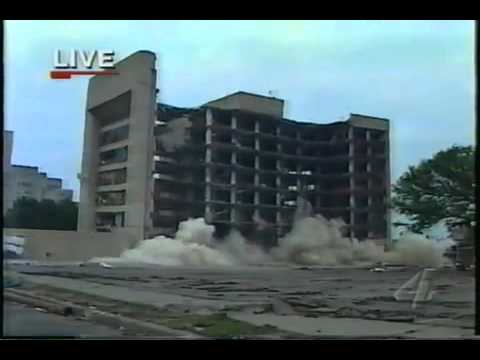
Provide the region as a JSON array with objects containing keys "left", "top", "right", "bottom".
[{"left": 3, "top": 228, "right": 137, "bottom": 261}]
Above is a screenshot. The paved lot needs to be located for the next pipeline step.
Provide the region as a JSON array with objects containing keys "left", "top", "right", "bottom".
[
  {"left": 4, "top": 262, "right": 475, "bottom": 338},
  {"left": 3, "top": 302, "right": 121, "bottom": 338}
]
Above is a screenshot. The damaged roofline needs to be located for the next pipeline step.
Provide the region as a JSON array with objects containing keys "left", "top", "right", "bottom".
[
  {"left": 350, "top": 113, "right": 390, "bottom": 122},
  {"left": 204, "top": 91, "right": 285, "bottom": 106}
]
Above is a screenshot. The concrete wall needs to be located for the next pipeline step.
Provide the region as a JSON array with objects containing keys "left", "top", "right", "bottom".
[
  {"left": 78, "top": 51, "right": 157, "bottom": 242},
  {"left": 3, "top": 131, "right": 13, "bottom": 214},
  {"left": 3, "top": 228, "right": 135, "bottom": 261},
  {"left": 4, "top": 130, "right": 13, "bottom": 170},
  {"left": 206, "top": 92, "right": 284, "bottom": 117}
]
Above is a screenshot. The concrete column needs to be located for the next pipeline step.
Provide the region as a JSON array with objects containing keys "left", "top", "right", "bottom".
[
  {"left": 254, "top": 121, "right": 260, "bottom": 219},
  {"left": 276, "top": 125, "right": 283, "bottom": 188},
  {"left": 296, "top": 130, "right": 302, "bottom": 191},
  {"left": 366, "top": 130, "right": 372, "bottom": 196},
  {"left": 205, "top": 109, "right": 213, "bottom": 218},
  {"left": 230, "top": 141, "right": 237, "bottom": 223},
  {"left": 254, "top": 122, "right": 260, "bottom": 153},
  {"left": 276, "top": 176, "right": 282, "bottom": 226},
  {"left": 384, "top": 129, "right": 392, "bottom": 250},
  {"left": 230, "top": 179, "right": 236, "bottom": 223},
  {"left": 275, "top": 126, "right": 282, "bottom": 232},
  {"left": 206, "top": 109, "right": 213, "bottom": 143},
  {"left": 254, "top": 155, "right": 260, "bottom": 219},
  {"left": 348, "top": 126, "right": 355, "bottom": 240},
  {"left": 366, "top": 130, "right": 373, "bottom": 238}
]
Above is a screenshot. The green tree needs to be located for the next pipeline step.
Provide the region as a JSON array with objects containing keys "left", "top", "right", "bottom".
[
  {"left": 4, "top": 197, "right": 78, "bottom": 230},
  {"left": 392, "top": 145, "right": 474, "bottom": 233}
]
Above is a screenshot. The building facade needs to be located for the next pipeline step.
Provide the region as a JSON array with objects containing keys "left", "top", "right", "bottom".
[
  {"left": 78, "top": 51, "right": 391, "bottom": 248},
  {"left": 3, "top": 131, "right": 74, "bottom": 214}
]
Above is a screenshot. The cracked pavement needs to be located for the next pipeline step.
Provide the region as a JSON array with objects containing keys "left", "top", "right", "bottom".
[{"left": 4, "top": 262, "right": 475, "bottom": 338}]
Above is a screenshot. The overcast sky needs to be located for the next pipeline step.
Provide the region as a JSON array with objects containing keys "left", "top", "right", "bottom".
[{"left": 5, "top": 20, "right": 475, "bottom": 201}]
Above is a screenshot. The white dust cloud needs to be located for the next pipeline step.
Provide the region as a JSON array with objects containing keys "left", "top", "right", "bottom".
[
  {"left": 271, "top": 216, "right": 383, "bottom": 266},
  {"left": 384, "top": 232, "right": 454, "bottom": 268},
  {"left": 91, "top": 218, "right": 233, "bottom": 266},
  {"left": 91, "top": 213, "right": 453, "bottom": 268}
]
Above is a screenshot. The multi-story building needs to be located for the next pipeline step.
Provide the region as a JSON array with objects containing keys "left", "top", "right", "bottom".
[
  {"left": 78, "top": 51, "right": 391, "bottom": 248},
  {"left": 3, "top": 130, "right": 74, "bottom": 214}
]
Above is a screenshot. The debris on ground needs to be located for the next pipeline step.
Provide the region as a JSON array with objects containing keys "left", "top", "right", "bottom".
[
  {"left": 5, "top": 263, "right": 474, "bottom": 337},
  {"left": 382, "top": 315, "right": 415, "bottom": 323},
  {"left": 63, "top": 306, "right": 74, "bottom": 316},
  {"left": 34, "top": 307, "right": 47, "bottom": 313},
  {"left": 370, "top": 267, "right": 386, "bottom": 272},
  {"left": 193, "top": 308, "right": 214, "bottom": 316},
  {"left": 271, "top": 298, "right": 297, "bottom": 316},
  {"left": 334, "top": 307, "right": 364, "bottom": 318},
  {"left": 295, "top": 266, "right": 313, "bottom": 271}
]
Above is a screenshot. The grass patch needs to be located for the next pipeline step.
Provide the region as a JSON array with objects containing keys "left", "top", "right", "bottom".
[
  {"left": 159, "top": 313, "right": 279, "bottom": 337},
  {"left": 21, "top": 283, "right": 281, "bottom": 338}
]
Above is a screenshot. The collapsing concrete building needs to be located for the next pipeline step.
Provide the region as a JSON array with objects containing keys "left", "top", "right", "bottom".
[{"left": 77, "top": 51, "right": 391, "bottom": 249}]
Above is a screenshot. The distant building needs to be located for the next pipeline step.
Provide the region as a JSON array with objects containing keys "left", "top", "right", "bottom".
[
  {"left": 3, "top": 130, "right": 74, "bottom": 214},
  {"left": 77, "top": 51, "right": 391, "bottom": 249}
]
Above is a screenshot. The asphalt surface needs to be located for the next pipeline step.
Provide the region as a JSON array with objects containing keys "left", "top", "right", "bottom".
[
  {"left": 3, "top": 302, "right": 121, "bottom": 338},
  {"left": 4, "top": 262, "right": 476, "bottom": 337}
]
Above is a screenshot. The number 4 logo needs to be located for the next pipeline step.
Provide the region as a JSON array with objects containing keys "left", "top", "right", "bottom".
[{"left": 394, "top": 268, "right": 436, "bottom": 309}]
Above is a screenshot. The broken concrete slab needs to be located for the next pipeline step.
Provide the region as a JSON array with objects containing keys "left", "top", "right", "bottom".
[
  {"left": 16, "top": 274, "right": 259, "bottom": 312},
  {"left": 6, "top": 263, "right": 473, "bottom": 337}
]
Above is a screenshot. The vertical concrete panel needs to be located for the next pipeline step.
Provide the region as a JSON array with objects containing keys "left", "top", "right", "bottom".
[
  {"left": 348, "top": 126, "right": 355, "bottom": 240},
  {"left": 384, "top": 126, "right": 392, "bottom": 250},
  {"left": 126, "top": 59, "right": 156, "bottom": 241},
  {"left": 78, "top": 51, "right": 157, "bottom": 243},
  {"left": 78, "top": 110, "right": 100, "bottom": 230},
  {"left": 275, "top": 126, "right": 282, "bottom": 229},
  {"left": 204, "top": 109, "right": 213, "bottom": 220},
  {"left": 230, "top": 115, "right": 237, "bottom": 223},
  {"left": 296, "top": 130, "right": 302, "bottom": 190},
  {"left": 254, "top": 120, "right": 260, "bottom": 218},
  {"left": 366, "top": 130, "right": 373, "bottom": 238}
]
